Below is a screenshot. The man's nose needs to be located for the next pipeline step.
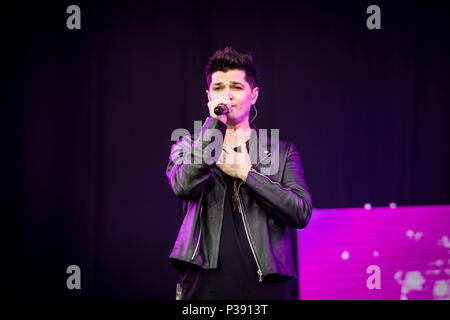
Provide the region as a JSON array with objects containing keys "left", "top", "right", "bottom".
[{"left": 226, "top": 88, "right": 233, "bottom": 99}]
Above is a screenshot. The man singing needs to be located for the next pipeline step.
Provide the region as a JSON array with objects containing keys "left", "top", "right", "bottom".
[{"left": 166, "top": 47, "right": 312, "bottom": 300}]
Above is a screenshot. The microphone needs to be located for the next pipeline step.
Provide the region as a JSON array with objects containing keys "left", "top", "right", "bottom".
[{"left": 214, "top": 104, "right": 230, "bottom": 116}]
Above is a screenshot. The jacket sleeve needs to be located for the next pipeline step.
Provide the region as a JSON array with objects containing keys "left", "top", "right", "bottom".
[
  {"left": 242, "top": 142, "right": 313, "bottom": 229},
  {"left": 166, "top": 117, "right": 227, "bottom": 200}
]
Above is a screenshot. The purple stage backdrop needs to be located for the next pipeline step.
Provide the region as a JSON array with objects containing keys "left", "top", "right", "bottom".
[
  {"left": 298, "top": 205, "right": 450, "bottom": 300},
  {"left": 6, "top": 1, "right": 450, "bottom": 299}
]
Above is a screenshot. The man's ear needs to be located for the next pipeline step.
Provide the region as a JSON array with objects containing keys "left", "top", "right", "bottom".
[
  {"left": 251, "top": 87, "right": 259, "bottom": 104},
  {"left": 206, "top": 90, "right": 211, "bottom": 102}
]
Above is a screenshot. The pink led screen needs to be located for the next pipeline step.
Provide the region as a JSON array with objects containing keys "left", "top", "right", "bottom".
[{"left": 297, "top": 205, "right": 450, "bottom": 300}]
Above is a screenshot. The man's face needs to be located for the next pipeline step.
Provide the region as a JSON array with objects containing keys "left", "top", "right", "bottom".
[{"left": 206, "top": 69, "right": 259, "bottom": 125}]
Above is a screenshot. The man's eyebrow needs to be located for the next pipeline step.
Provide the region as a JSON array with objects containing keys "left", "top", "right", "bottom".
[{"left": 212, "top": 81, "right": 244, "bottom": 86}]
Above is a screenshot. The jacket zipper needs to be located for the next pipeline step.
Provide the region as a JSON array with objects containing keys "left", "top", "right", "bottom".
[
  {"left": 234, "top": 151, "right": 271, "bottom": 281},
  {"left": 190, "top": 200, "right": 203, "bottom": 261},
  {"left": 254, "top": 152, "right": 271, "bottom": 168},
  {"left": 250, "top": 168, "right": 296, "bottom": 193},
  {"left": 237, "top": 181, "right": 263, "bottom": 282}
]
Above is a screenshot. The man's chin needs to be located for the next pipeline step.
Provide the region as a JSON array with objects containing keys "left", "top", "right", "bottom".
[{"left": 226, "top": 115, "right": 247, "bottom": 125}]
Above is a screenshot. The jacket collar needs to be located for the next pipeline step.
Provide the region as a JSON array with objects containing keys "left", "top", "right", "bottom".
[
  {"left": 249, "top": 124, "right": 271, "bottom": 148},
  {"left": 248, "top": 124, "right": 273, "bottom": 166}
]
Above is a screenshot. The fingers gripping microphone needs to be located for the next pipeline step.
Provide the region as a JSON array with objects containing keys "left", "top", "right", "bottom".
[{"left": 214, "top": 104, "right": 229, "bottom": 116}]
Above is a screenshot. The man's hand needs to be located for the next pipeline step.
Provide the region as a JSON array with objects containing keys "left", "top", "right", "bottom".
[
  {"left": 216, "top": 143, "right": 252, "bottom": 181},
  {"left": 207, "top": 96, "right": 232, "bottom": 125}
]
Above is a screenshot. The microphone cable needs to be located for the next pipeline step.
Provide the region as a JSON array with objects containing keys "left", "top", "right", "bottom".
[{"left": 250, "top": 104, "right": 258, "bottom": 123}]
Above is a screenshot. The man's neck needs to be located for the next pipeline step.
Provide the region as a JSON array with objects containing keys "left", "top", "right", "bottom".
[{"left": 227, "top": 119, "right": 250, "bottom": 129}]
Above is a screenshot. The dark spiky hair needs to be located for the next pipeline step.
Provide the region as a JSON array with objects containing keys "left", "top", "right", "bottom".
[{"left": 205, "top": 47, "right": 257, "bottom": 89}]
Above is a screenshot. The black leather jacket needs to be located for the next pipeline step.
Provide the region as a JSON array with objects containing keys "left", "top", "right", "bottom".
[{"left": 166, "top": 117, "right": 312, "bottom": 281}]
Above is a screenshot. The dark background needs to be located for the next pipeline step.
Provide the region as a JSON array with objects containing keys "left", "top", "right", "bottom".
[{"left": 4, "top": 0, "right": 449, "bottom": 299}]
